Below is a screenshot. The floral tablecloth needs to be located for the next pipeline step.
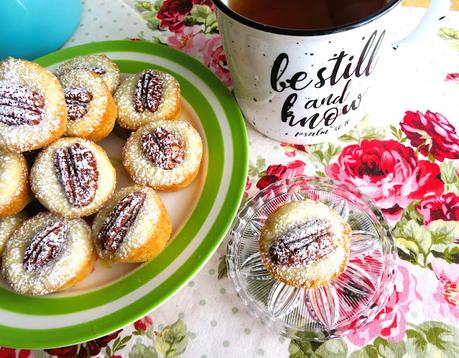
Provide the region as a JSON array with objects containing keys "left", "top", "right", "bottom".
[{"left": 1, "top": 1, "right": 459, "bottom": 357}]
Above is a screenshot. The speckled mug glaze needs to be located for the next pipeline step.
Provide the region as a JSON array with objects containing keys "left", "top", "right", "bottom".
[{"left": 213, "top": 0, "right": 450, "bottom": 144}]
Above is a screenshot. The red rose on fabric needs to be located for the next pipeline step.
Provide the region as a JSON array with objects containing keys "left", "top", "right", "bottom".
[
  {"left": 203, "top": 36, "right": 232, "bottom": 86},
  {"left": 0, "top": 349, "right": 32, "bottom": 358},
  {"left": 445, "top": 73, "right": 459, "bottom": 81},
  {"left": 256, "top": 160, "right": 305, "bottom": 190},
  {"left": 0, "top": 348, "right": 17, "bottom": 358},
  {"left": 133, "top": 315, "right": 153, "bottom": 332},
  {"left": 157, "top": 0, "right": 193, "bottom": 33},
  {"left": 91, "top": 329, "right": 122, "bottom": 350},
  {"left": 400, "top": 110, "right": 459, "bottom": 162},
  {"left": 417, "top": 192, "right": 459, "bottom": 225},
  {"left": 84, "top": 329, "right": 122, "bottom": 356},
  {"left": 46, "top": 330, "right": 121, "bottom": 357},
  {"left": 46, "top": 346, "right": 87, "bottom": 358},
  {"left": 326, "top": 139, "right": 444, "bottom": 220},
  {"left": 45, "top": 346, "right": 79, "bottom": 357}
]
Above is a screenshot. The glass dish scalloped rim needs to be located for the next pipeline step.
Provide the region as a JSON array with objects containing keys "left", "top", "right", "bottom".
[{"left": 227, "top": 176, "right": 398, "bottom": 341}]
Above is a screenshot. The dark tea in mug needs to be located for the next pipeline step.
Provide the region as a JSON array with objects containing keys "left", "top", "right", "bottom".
[{"left": 227, "top": 0, "right": 389, "bottom": 30}]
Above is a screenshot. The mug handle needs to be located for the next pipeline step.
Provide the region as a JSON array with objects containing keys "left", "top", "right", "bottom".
[{"left": 392, "top": 0, "right": 451, "bottom": 50}]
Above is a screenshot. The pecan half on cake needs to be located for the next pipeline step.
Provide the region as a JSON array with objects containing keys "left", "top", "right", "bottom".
[
  {"left": 259, "top": 200, "right": 351, "bottom": 288},
  {"left": 59, "top": 69, "right": 117, "bottom": 141},
  {"left": 122, "top": 119, "right": 202, "bottom": 191},
  {"left": 30, "top": 137, "right": 116, "bottom": 218},
  {"left": 92, "top": 186, "right": 172, "bottom": 263},
  {"left": 0, "top": 58, "right": 67, "bottom": 153},
  {"left": 1, "top": 212, "right": 95, "bottom": 296},
  {"left": 114, "top": 69, "right": 180, "bottom": 131}
]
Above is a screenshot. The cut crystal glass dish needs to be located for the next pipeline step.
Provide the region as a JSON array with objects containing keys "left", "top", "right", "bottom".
[{"left": 227, "top": 176, "right": 397, "bottom": 340}]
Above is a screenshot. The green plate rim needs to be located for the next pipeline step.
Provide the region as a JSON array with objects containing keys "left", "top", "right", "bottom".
[{"left": 0, "top": 40, "right": 248, "bottom": 348}]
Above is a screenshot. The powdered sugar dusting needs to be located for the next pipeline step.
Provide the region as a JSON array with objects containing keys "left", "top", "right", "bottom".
[
  {"left": 123, "top": 119, "right": 202, "bottom": 188},
  {"left": 64, "top": 87, "right": 93, "bottom": 121},
  {"left": 88, "top": 66, "right": 106, "bottom": 75},
  {"left": 0, "top": 149, "right": 28, "bottom": 207},
  {"left": 0, "top": 213, "right": 25, "bottom": 255},
  {"left": 59, "top": 69, "right": 109, "bottom": 138},
  {"left": 141, "top": 127, "right": 185, "bottom": 170},
  {"left": 0, "top": 58, "right": 66, "bottom": 152},
  {"left": 268, "top": 218, "right": 336, "bottom": 267},
  {"left": 23, "top": 220, "right": 68, "bottom": 272},
  {"left": 260, "top": 200, "right": 351, "bottom": 287},
  {"left": 0, "top": 81, "right": 45, "bottom": 125},
  {"left": 1, "top": 212, "right": 93, "bottom": 295},
  {"left": 134, "top": 70, "right": 163, "bottom": 113},
  {"left": 0, "top": 82, "right": 44, "bottom": 108},
  {"left": 55, "top": 55, "right": 120, "bottom": 94},
  {"left": 93, "top": 186, "right": 161, "bottom": 260},
  {"left": 54, "top": 142, "right": 99, "bottom": 208},
  {"left": 115, "top": 71, "right": 180, "bottom": 130},
  {"left": 30, "top": 137, "right": 116, "bottom": 218},
  {"left": 274, "top": 245, "right": 348, "bottom": 287},
  {"left": 97, "top": 191, "right": 146, "bottom": 252}
]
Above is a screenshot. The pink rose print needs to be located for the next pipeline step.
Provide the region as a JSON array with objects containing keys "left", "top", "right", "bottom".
[
  {"left": 279, "top": 142, "right": 308, "bottom": 158},
  {"left": 157, "top": 0, "right": 193, "bottom": 33},
  {"left": 431, "top": 258, "right": 459, "bottom": 318},
  {"left": 256, "top": 160, "right": 305, "bottom": 190},
  {"left": 400, "top": 110, "right": 459, "bottom": 161},
  {"left": 336, "top": 255, "right": 382, "bottom": 311},
  {"left": 134, "top": 315, "right": 153, "bottom": 332},
  {"left": 245, "top": 176, "right": 252, "bottom": 192},
  {"left": 417, "top": 192, "right": 459, "bottom": 225},
  {"left": 167, "top": 25, "right": 208, "bottom": 56},
  {"left": 325, "top": 139, "right": 444, "bottom": 220},
  {"left": 347, "top": 262, "right": 420, "bottom": 345},
  {"left": 445, "top": 73, "right": 459, "bottom": 81},
  {"left": 243, "top": 176, "right": 252, "bottom": 199},
  {"left": 203, "top": 36, "right": 232, "bottom": 86}
]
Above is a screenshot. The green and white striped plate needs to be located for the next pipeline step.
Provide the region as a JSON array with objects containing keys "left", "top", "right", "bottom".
[{"left": 0, "top": 40, "right": 248, "bottom": 349}]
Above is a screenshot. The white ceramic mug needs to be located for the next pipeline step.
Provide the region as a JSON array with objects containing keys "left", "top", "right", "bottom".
[{"left": 213, "top": 0, "right": 451, "bottom": 144}]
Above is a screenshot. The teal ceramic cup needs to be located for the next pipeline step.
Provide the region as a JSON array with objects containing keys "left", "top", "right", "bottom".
[{"left": 0, "top": 0, "right": 82, "bottom": 60}]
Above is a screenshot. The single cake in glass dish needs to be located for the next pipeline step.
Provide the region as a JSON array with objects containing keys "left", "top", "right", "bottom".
[
  {"left": 227, "top": 177, "right": 397, "bottom": 339},
  {"left": 259, "top": 199, "right": 351, "bottom": 288}
]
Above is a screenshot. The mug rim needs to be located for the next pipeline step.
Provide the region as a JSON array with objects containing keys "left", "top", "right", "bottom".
[{"left": 212, "top": 0, "right": 401, "bottom": 36}]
